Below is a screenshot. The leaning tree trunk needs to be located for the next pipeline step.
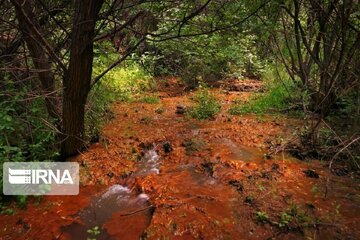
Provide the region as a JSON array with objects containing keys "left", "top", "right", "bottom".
[
  {"left": 11, "top": 0, "right": 60, "bottom": 119},
  {"left": 61, "top": 0, "right": 104, "bottom": 157}
]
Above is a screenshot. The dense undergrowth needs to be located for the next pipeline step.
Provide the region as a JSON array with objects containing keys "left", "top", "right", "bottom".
[
  {"left": 0, "top": 73, "right": 58, "bottom": 205},
  {"left": 0, "top": 54, "right": 154, "bottom": 205},
  {"left": 144, "top": 34, "right": 266, "bottom": 87},
  {"left": 229, "top": 66, "right": 301, "bottom": 115},
  {"left": 188, "top": 84, "right": 221, "bottom": 120},
  {"left": 87, "top": 51, "right": 155, "bottom": 142}
]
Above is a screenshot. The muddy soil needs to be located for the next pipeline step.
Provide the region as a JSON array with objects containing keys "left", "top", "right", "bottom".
[{"left": 0, "top": 77, "right": 359, "bottom": 240}]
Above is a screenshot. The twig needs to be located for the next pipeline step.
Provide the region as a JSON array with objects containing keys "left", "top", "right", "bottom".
[
  {"left": 329, "top": 136, "right": 360, "bottom": 170},
  {"left": 90, "top": 37, "right": 145, "bottom": 88}
]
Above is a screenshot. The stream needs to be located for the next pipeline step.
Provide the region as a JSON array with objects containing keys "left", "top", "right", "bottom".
[
  {"left": 61, "top": 137, "right": 270, "bottom": 239},
  {"left": 61, "top": 147, "right": 160, "bottom": 239}
]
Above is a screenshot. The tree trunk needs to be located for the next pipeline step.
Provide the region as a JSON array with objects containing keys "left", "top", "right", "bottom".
[
  {"left": 11, "top": 0, "right": 60, "bottom": 119},
  {"left": 61, "top": 0, "right": 104, "bottom": 157}
]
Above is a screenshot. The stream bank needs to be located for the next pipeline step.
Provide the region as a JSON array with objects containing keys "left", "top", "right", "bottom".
[{"left": 0, "top": 78, "right": 359, "bottom": 240}]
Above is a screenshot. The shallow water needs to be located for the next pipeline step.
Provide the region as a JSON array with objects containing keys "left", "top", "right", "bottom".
[
  {"left": 1, "top": 78, "right": 359, "bottom": 240},
  {"left": 61, "top": 148, "right": 160, "bottom": 239}
]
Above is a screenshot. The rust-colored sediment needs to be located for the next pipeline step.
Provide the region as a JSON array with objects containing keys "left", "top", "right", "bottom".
[{"left": 1, "top": 78, "right": 359, "bottom": 240}]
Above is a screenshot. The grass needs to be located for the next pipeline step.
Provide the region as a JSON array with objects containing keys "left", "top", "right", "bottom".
[
  {"left": 229, "top": 66, "right": 299, "bottom": 115},
  {"left": 86, "top": 50, "right": 155, "bottom": 141},
  {"left": 155, "top": 106, "right": 165, "bottom": 114},
  {"left": 137, "top": 95, "right": 160, "bottom": 104},
  {"left": 182, "top": 137, "right": 207, "bottom": 155},
  {"left": 188, "top": 85, "right": 221, "bottom": 120},
  {"left": 255, "top": 211, "right": 269, "bottom": 223}
]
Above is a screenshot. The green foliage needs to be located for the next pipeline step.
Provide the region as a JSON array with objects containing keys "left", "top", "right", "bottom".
[
  {"left": 188, "top": 85, "right": 220, "bottom": 120},
  {"left": 278, "top": 212, "right": 293, "bottom": 228},
  {"left": 0, "top": 201, "right": 15, "bottom": 215},
  {"left": 142, "top": 33, "right": 266, "bottom": 87},
  {"left": 137, "top": 95, "right": 160, "bottom": 104},
  {"left": 287, "top": 204, "right": 315, "bottom": 227},
  {"left": 87, "top": 226, "right": 101, "bottom": 240},
  {"left": 155, "top": 106, "right": 165, "bottom": 114},
  {"left": 16, "top": 195, "right": 28, "bottom": 209},
  {"left": 0, "top": 72, "right": 58, "bottom": 195},
  {"left": 255, "top": 211, "right": 269, "bottom": 223},
  {"left": 92, "top": 50, "right": 155, "bottom": 101},
  {"left": 86, "top": 49, "right": 154, "bottom": 141},
  {"left": 311, "top": 184, "right": 319, "bottom": 195},
  {"left": 229, "top": 66, "right": 299, "bottom": 115}
]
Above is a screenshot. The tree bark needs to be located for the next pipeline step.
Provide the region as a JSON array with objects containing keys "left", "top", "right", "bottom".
[
  {"left": 61, "top": 0, "right": 104, "bottom": 157},
  {"left": 11, "top": 0, "right": 60, "bottom": 119}
]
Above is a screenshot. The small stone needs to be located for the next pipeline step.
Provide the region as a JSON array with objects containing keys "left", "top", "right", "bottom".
[
  {"left": 175, "top": 105, "right": 186, "bottom": 114},
  {"left": 228, "top": 179, "right": 244, "bottom": 192},
  {"left": 163, "top": 141, "right": 173, "bottom": 153},
  {"left": 244, "top": 196, "right": 254, "bottom": 204}
]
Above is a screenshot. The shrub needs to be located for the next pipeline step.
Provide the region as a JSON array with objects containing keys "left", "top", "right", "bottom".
[
  {"left": 141, "top": 33, "right": 267, "bottom": 87},
  {"left": 86, "top": 54, "right": 154, "bottom": 142},
  {"left": 188, "top": 84, "right": 221, "bottom": 120},
  {"left": 0, "top": 73, "right": 58, "bottom": 195},
  {"left": 229, "top": 66, "right": 299, "bottom": 115},
  {"left": 255, "top": 211, "right": 269, "bottom": 223},
  {"left": 155, "top": 106, "right": 165, "bottom": 114}
]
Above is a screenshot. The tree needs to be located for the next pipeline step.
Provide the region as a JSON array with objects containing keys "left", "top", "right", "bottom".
[
  {"left": 270, "top": 0, "right": 360, "bottom": 118},
  {"left": 11, "top": 0, "right": 60, "bottom": 119},
  {"left": 61, "top": 0, "right": 104, "bottom": 156},
  {"left": 5, "top": 0, "right": 270, "bottom": 158}
]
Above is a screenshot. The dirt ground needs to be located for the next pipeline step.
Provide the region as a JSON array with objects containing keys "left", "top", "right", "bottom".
[{"left": 0, "top": 77, "right": 359, "bottom": 240}]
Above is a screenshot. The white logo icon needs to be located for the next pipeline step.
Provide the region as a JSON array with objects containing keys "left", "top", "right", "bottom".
[
  {"left": 8, "top": 168, "right": 73, "bottom": 185},
  {"left": 8, "top": 168, "right": 31, "bottom": 184},
  {"left": 3, "top": 162, "right": 79, "bottom": 195}
]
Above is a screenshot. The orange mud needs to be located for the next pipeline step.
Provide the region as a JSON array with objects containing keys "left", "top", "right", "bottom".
[{"left": 0, "top": 77, "right": 359, "bottom": 240}]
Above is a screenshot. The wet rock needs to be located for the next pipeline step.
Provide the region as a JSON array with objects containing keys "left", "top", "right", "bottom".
[
  {"left": 16, "top": 219, "right": 30, "bottom": 231},
  {"left": 175, "top": 105, "right": 187, "bottom": 114},
  {"left": 244, "top": 196, "right": 254, "bottom": 205},
  {"left": 228, "top": 179, "right": 244, "bottom": 192},
  {"left": 201, "top": 162, "right": 215, "bottom": 176},
  {"left": 162, "top": 141, "right": 173, "bottom": 153},
  {"left": 139, "top": 142, "right": 154, "bottom": 150},
  {"left": 182, "top": 138, "right": 206, "bottom": 155},
  {"left": 303, "top": 169, "right": 319, "bottom": 178},
  {"left": 305, "top": 203, "right": 316, "bottom": 210}
]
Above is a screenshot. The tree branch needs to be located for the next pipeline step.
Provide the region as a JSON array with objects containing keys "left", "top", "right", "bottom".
[
  {"left": 91, "top": 37, "right": 145, "bottom": 88},
  {"left": 10, "top": 0, "right": 67, "bottom": 72}
]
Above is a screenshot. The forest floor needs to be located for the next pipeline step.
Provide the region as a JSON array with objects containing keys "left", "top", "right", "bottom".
[{"left": 1, "top": 77, "right": 360, "bottom": 240}]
